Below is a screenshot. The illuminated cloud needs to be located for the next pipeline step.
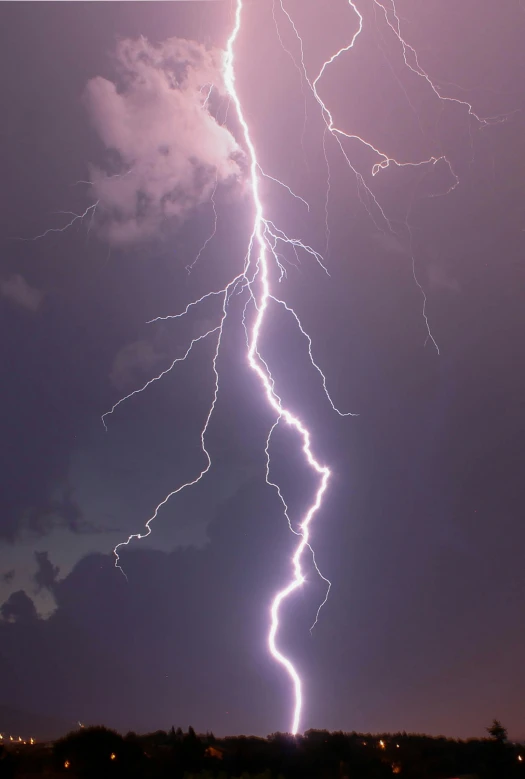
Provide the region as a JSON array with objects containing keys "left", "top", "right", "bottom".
[
  {"left": 0, "top": 274, "right": 44, "bottom": 313},
  {"left": 84, "top": 36, "right": 242, "bottom": 245}
]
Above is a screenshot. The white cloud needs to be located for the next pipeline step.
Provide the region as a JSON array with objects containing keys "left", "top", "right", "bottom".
[
  {"left": 84, "top": 36, "right": 242, "bottom": 245},
  {"left": 0, "top": 273, "right": 44, "bottom": 312}
]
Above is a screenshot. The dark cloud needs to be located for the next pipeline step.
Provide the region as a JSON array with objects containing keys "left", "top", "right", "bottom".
[
  {"left": 25, "top": 489, "right": 89, "bottom": 537},
  {"left": 0, "top": 295, "right": 95, "bottom": 543},
  {"left": 0, "top": 483, "right": 118, "bottom": 543},
  {"left": 1, "top": 590, "right": 38, "bottom": 623},
  {"left": 2, "top": 570, "right": 15, "bottom": 584},
  {"left": 34, "top": 551, "right": 60, "bottom": 593},
  {"left": 2, "top": 458, "right": 525, "bottom": 739},
  {"left": 30, "top": 489, "right": 83, "bottom": 535},
  {"left": 0, "top": 480, "right": 296, "bottom": 734}
]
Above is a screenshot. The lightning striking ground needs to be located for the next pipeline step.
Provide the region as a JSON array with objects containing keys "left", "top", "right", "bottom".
[
  {"left": 100, "top": 0, "right": 509, "bottom": 736},
  {"left": 105, "top": 0, "right": 349, "bottom": 735}
]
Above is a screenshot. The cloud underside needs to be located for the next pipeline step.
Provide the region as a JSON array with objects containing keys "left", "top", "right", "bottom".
[{"left": 84, "top": 36, "right": 242, "bottom": 245}]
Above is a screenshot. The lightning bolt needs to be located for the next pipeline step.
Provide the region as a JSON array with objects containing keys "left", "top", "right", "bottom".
[
  {"left": 101, "top": 0, "right": 512, "bottom": 736},
  {"left": 105, "top": 0, "right": 352, "bottom": 736}
]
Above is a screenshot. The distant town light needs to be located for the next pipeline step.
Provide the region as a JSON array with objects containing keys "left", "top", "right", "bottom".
[
  {"left": 379, "top": 740, "right": 386, "bottom": 749},
  {"left": 110, "top": 752, "right": 116, "bottom": 760},
  {"left": 518, "top": 755, "right": 523, "bottom": 762},
  {"left": 64, "top": 760, "right": 70, "bottom": 769},
  {"left": 30, "top": 738, "right": 34, "bottom": 745}
]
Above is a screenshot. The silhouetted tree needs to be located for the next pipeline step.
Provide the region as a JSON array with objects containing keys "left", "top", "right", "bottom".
[
  {"left": 0, "top": 745, "right": 15, "bottom": 779},
  {"left": 53, "top": 725, "right": 144, "bottom": 778},
  {"left": 487, "top": 719, "right": 508, "bottom": 743},
  {"left": 16, "top": 725, "right": 525, "bottom": 779}
]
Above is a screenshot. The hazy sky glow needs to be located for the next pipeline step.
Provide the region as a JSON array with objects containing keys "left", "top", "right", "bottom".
[{"left": 1, "top": 0, "right": 525, "bottom": 741}]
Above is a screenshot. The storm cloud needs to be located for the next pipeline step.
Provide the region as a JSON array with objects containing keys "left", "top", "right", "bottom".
[{"left": 84, "top": 36, "right": 242, "bottom": 245}]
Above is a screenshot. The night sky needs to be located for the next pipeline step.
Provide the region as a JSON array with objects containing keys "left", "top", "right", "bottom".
[{"left": 1, "top": 0, "right": 525, "bottom": 741}]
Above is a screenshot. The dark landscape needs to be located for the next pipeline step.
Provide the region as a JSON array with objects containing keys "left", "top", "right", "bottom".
[{"left": 1, "top": 721, "right": 524, "bottom": 779}]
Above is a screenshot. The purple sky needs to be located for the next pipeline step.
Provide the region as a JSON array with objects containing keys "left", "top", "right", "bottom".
[{"left": 1, "top": 0, "right": 525, "bottom": 741}]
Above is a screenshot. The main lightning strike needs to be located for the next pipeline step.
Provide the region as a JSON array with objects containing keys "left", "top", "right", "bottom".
[
  {"left": 223, "top": 4, "right": 339, "bottom": 734},
  {"left": 106, "top": 0, "right": 350, "bottom": 736},
  {"left": 103, "top": 0, "right": 509, "bottom": 737}
]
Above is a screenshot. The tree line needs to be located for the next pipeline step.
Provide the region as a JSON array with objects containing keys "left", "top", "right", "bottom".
[{"left": 1, "top": 719, "right": 523, "bottom": 778}]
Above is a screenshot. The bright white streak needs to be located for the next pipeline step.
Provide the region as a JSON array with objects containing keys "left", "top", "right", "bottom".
[{"left": 224, "top": 0, "right": 332, "bottom": 737}]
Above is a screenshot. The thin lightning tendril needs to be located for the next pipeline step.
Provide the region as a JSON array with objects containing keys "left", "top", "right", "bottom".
[
  {"left": 111, "top": 282, "right": 234, "bottom": 578},
  {"left": 16, "top": 202, "right": 99, "bottom": 242},
  {"left": 101, "top": 325, "right": 221, "bottom": 433},
  {"left": 186, "top": 170, "right": 219, "bottom": 273},
  {"left": 273, "top": 0, "right": 513, "bottom": 352}
]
